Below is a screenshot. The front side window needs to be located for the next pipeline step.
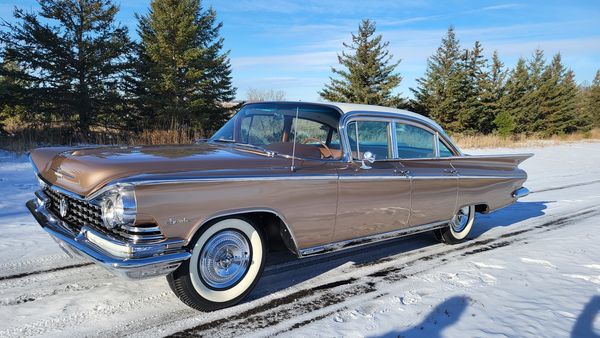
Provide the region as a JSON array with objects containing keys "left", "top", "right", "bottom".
[
  {"left": 210, "top": 103, "right": 342, "bottom": 160},
  {"left": 347, "top": 120, "right": 392, "bottom": 160},
  {"left": 396, "top": 123, "right": 435, "bottom": 158}
]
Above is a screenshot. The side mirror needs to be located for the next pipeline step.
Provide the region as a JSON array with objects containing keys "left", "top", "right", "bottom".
[{"left": 360, "top": 151, "right": 376, "bottom": 169}]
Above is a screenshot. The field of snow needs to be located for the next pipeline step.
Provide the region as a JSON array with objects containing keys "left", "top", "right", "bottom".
[{"left": 0, "top": 142, "right": 599, "bottom": 337}]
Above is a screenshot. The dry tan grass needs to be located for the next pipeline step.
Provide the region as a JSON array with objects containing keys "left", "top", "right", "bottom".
[
  {"left": 453, "top": 129, "right": 600, "bottom": 149},
  {"left": 2, "top": 121, "right": 600, "bottom": 153}
]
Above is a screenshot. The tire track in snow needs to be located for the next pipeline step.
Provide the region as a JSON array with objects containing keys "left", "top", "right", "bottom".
[
  {"left": 0, "top": 262, "right": 93, "bottom": 281},
  {"left": 157, "top": 206, "right": 600, "bottom": 337}
]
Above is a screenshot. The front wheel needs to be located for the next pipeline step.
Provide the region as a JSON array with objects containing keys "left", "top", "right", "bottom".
[
  {"left": 167, "top": 218, "right": 266, "bottom": 311},
  {"left": 434, "top": 205, "right": 475, "bottom": 244}
]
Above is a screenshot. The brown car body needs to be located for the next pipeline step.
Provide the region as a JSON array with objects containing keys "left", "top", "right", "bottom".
[{"left": 27, "top": 102, "right": 531, "bottom": 280}]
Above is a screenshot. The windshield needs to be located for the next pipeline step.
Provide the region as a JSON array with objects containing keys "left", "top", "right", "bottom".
[{"left": 211, "top": 103, "right": 342, "bottom": 160}]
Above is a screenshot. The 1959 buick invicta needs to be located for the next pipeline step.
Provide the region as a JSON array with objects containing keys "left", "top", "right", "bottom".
[{"left": 27, "top": 102, "right": 531, "bottom": 311}]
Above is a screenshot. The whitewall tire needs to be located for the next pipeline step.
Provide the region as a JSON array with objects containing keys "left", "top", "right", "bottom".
[
  {"left": 167, "top": 217, "right": 266, "bottom": 311},
  {"left": 435, "top": 205, "right": 475, "bottom": 244}
]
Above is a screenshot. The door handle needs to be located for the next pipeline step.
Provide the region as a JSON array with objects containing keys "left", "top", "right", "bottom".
[
  {"left": 443, "top": 168, "right": 458, "bottom": 175},
  {"left": 394, "top": 169, "right": 410, "bottom": 176}
]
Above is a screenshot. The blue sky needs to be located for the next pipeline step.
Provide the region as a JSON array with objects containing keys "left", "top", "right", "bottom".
[{"left": 1, "top": 0, "right": 599, "bottom": 101}]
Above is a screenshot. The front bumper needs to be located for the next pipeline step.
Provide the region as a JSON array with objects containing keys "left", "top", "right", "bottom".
[{"left": 26, "top": 197, "right": 191, "bottom": 280}]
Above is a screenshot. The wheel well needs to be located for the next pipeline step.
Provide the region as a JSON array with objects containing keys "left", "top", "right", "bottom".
[
  {"left": 475, "top": 204, "right": 490, "bottom": 214},
  {"left": 198, "top": 211, "right": 298, "bottom": 255}
]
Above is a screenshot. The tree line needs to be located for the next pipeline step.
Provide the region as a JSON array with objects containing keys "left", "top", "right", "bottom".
[
  {"left": 321, "top": 20, "right": 600, "bottom": 136},
  {"left": 0, "top": 0, "right": 234, "bottom": 140},
  {"left": 1, "top": 2, "right": 599, "bottom": 145}
]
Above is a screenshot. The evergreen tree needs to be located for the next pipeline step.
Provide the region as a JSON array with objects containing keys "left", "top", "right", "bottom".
[
  {"left": 457, "top": 41, "right": 489, "bottom": 134},
  {"left": 501, "top": 58, "right": 530, "bottom": 133},
  {"left": 319, "top": 19, "right": 404, "bottom": 107},
  {"left": 584, "top": 70, "right": 600, "bottom": 127},
  {"left": 519, "top": 49, "right": 547, "bottom": 132},
  {"left": 0, "top": 0, "right": 131, "bottom": 134},
  {"left": 482, "top": 51, "right": 508, "bottom": 134},
  {"left": 410, "top": 26, "right": 463, "bottom": 132},
  {"left": 493, "top": 111, "right": 516, "bottom": 136},
  {"left": 134, "top": 0, "right": 235, "bottom": 131}
]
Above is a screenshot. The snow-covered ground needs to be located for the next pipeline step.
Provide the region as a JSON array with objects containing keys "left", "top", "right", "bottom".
[{"left": 0, "top": 142, "right": 599, "bottom": 337}]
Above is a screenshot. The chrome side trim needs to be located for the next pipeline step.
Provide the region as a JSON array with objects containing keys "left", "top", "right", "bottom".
[
  {"left": 89, "top": 175, "right": 340, "bottom": 200},
  {"left": 512, "top": 187, "right": 530, "bottom": 199},
  {"left": 298, "top": 220, "right": 449, "bottom": 257},
  {"left": 339, "top": 175, "right": 410, "bottom": 181}
]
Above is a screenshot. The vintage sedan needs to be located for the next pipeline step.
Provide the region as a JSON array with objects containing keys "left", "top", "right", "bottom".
[{"left": 27, "top": 102, "right": 531, "bottom": 311}]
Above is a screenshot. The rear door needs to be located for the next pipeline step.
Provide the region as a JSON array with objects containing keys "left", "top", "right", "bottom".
[{"left": 395, "top": 122, "right": 458, "bottom": 226}]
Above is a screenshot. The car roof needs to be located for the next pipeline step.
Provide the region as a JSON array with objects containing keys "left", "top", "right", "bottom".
[
  {"left": 242, "top": 100, "right": 462, "bottom": 155},
  {"left": 244, "top": 101, "right": 444, "bottom": 132}
]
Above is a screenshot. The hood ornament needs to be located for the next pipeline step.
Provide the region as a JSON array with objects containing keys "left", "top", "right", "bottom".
[
  {"left": 52, "top": 166, "right": 76, "bottom": 180},
  {"left": 59, "top": 198, "right": 69, "bottom": 218}
]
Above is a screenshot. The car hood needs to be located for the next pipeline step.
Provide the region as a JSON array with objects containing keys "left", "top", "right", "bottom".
[{"left": 30, "top": 143, "right": 290, "bottom": 197}]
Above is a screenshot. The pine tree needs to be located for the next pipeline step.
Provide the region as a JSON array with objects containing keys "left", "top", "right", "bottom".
[
  {"left": 457, "top": 41, "right": 489, "bottom": 134},
  {"left": 410, "top": 26, "right": 463, "bottom": 132},
  {"left": 319, "top": 19, "right": 404, "bottom": 107},
  {"left": 585, "top": 70, "right": 600, "bottom": 127},
  {"left": 482, "top": 51, "right": 508, "bottom": 134},
  {"left": 542, "top": 55, "right": 588, "bottom": 134},
  {"left": 134, "top": 0, "right": 235, "bottom": 131},
  {"left": 0, "top": 0, "right": 131, "bottom": 134},
  {"left": 501, "top": 58, "right": 530, "bottom": 133},
  {"left": 519, "top": 49, "right": 547, "bottom": 132}
]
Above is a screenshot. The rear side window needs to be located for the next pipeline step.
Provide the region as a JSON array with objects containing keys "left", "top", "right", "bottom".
[
  {"left": 395, "top": 124, "right": 435, "bottom": 158},
  {"left": 439, "top": 141, "right": 455, "bottom": 157}
]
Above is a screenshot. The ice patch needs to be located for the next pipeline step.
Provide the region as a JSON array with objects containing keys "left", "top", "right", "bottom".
[
  {"left": 584, "top": 264, "right": 600, "bottom": 270},
  {"left": 472, "top": 262, "right": 505, "bottom": 269},
  {"left": 556, "top": 311, "right": 577, "bottom": 319},
  {"left": 562, "top": 274, "right": 600, "bottom": 284},
  {"left": 479, "top": 273, "right": 497, "bottom": 285},
  {"left": 520, "top": 258, "right": 557, "bottom": 269}
]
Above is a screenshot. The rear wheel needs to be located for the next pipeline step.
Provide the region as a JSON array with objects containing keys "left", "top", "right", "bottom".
[
  {"left": 167, "top": 218, "right": 266, "bottom": 311},
  {"left": 434, "top": 205, "right": 475, "bottom": 244}
]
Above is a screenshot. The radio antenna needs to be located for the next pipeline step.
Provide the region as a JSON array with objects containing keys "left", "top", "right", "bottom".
[{"left": 291, "top": 106, "right": 299, "bottom": 172}]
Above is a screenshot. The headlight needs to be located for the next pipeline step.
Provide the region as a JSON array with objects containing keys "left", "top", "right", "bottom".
[{"left": 100, "top": 187, "right": 136, "bottom": 229}]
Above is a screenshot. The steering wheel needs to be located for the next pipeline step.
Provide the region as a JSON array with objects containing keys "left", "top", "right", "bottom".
[{"left": 301, "top": 137, "right": 335, "bottom": 159}]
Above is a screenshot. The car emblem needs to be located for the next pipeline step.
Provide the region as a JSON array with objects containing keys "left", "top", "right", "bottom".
[{"left": 59, "top": 198, "right": 68, "bottom": 218}]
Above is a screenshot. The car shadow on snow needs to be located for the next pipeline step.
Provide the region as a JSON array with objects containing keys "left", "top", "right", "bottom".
[
  {"left": 470, "top": 200, "right": 550, "bottom": 238},
  {"left": 250, "top": 201, "right": 550, "bottom": 302},
  {"left": 368, "top": 296, "right": 470, "bottom": 338},
  {"left": 572, "top": 295, "right": 600, "bottom": 338}
]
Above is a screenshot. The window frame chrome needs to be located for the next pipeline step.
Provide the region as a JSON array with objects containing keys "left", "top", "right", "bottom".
[{"left": 339, "top": 111, "right": 462, "bottom": 162}]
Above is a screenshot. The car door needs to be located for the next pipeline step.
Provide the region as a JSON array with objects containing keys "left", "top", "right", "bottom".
[
  {"left": 395, "top": 122, "right": 458, "bottom": 226},
  {"left": 334, "top": 119, "right": 411, "bottom": 243}
]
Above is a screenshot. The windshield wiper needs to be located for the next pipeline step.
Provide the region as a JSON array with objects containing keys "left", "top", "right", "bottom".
[
  {"left": 212, "top": 138, "right": 235, "bottom": 143},
  {"left": 211, "top": 139, "right": 274, "bottom": 156}
]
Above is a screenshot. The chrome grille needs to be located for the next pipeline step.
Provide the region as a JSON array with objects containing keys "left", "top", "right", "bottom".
[
  {"left": 43, "top": 187, "right": 165, "bottom": 243},
  {"left": 44, "top": 188, "right": 102, "bottom": 230}
]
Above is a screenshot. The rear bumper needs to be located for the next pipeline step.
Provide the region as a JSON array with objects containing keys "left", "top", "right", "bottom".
[
  {"left": 512, "top": 187, "right": 530, "bottom": 199},
  {"left": 26, "top": 197, "right": 191, "bottom": 280}
]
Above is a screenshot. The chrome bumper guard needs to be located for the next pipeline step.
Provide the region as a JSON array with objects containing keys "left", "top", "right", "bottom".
[
  {"left": 26, "top": 193, "right": 191, "bottom": 280},
  {"left": 512, "top": 187, "right": 530, "bottom": 199}
]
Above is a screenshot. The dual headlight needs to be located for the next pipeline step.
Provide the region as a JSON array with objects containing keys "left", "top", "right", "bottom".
[{"left": 99, "top": 187, "right": 136, "bottom": 229}]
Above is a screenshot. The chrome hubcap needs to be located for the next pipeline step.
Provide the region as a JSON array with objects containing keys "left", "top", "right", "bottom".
[
  {"left": 199, "top": 230, "right": 250, "bottom": 289},
  {"left": 451, "top": 206, "right": 471, "bottom": 233}
]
